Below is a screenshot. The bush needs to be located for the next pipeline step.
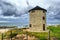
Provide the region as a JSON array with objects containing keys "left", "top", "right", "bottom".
[{"left": 10, "top": 32, "right": 17, "bottom": 38}]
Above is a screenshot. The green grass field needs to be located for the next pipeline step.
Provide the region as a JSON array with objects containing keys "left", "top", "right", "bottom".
[{"left": 47, "top": 25, "right": 60, "bottom": 40}]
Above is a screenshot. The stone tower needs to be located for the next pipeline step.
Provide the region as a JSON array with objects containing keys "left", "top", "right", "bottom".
[{"left": 28, "top": 6, "right": 47, "bottom": 32}]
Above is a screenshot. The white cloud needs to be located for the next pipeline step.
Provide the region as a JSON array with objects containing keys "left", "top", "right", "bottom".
[
  {"left": 0, "top": 21, "right": 10, "bottom": 23},
  {"left": 0, "top": 0, "right": 60, "bottom": 25},
  {"left": 0, "top": 15, "right": 20, "bottom": 19}
]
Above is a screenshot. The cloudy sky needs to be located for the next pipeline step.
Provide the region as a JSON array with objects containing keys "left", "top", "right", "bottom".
[{"left": 0, "top": 0, "right": 60, "bottom": 26}]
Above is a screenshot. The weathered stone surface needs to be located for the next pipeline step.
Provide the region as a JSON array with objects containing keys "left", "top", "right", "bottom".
[{"left": 28, "top": 9, "right": 46, "bottom": 32}]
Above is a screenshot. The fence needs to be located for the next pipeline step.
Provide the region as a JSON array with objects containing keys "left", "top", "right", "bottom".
[
  {"left": 0, "top": 28, "right": 28, "bottom": 40},
  {"left": 0, "top": 29, "right": 59, "bottom": 40},
  {"left": 0, "top": 29, "right": 49, "bottom": 40}
]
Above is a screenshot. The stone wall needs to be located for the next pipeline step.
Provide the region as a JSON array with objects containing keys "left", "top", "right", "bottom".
[{"left": 28, "top": 10, "right": 46, "bottom": 32}]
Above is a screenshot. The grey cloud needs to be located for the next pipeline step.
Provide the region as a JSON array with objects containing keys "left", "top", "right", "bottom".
[
  {"left": 46, "top": 1, "right": 60, "bottom": 25},
  {"left": 0, "top": 1, "right": 16, "bottom": 16},
  {"left": 54, "top": 11, "right": 60, "bottom": 20},
  {"left": 0, "top": 0, "right": 30, "bottom": 17}
]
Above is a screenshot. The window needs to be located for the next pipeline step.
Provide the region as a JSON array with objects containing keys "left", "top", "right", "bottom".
[
  {"left": 43, "top": 16, "right": 45, "bottom": 20},
  {"left": 43, "top": 10, "right": 45, "bottom": 13},
  {"left": 43, "top": 24, "right": 45, "bottom": 31},
  {"left": 31, "top": 10, "right": 35, "bottom": 13},
  {"left": 29, "top": 24, "right": 32, "bottom": 27}
]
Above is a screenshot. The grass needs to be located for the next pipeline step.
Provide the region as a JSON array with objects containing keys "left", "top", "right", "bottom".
[
  {"left": 47, "top": 26, "right": 60, "bottom": 40},
  {"left": 26, "top": 32, "right": 48, "bottom": 40},
  {"left": 0, "top": 25, "right": 60, "bottom": 40}
]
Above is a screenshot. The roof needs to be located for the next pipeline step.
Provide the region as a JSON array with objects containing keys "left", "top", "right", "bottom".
[{"left": 29, "top": 6, "right": 47, "bottom": 12}]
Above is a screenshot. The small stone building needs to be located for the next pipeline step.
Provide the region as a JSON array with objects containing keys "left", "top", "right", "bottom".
[{"left": 27, "top": 6, "right": 47, "bottom": 32}]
